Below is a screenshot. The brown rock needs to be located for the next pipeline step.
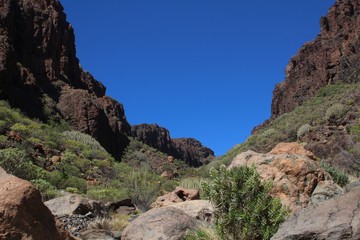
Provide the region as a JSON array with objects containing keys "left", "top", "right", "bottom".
[
  {"left": 269, "top": 142, "right": 316, "bottom": 160},
  {"left": 228, "top": 144, "right": 331, "bottom": 213},
  {"left": 0, "top": 0, "right": 130, "bottom": 160},
  {"left": 50, "top": 155, "right": 61, "bottom": 164},
  {"left": 271, "top": 183, "right": 360, "bottom": 240},
  {"left": 271, "top": 0, "right": 360, "bottom": 118},
  {"left": 121, "top": 207, "right": 197, "bottom": 240},
  {"left": 0, "top": 167, "right": 75, "bottom": 240},
  {"left": 131, "top": 124, "right": 214, "bottom": 166},
  {"left": 151, "top": 187, "right": 200, "bottom": 208}
]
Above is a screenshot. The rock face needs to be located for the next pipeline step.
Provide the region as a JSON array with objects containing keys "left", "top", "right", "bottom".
[
  {"left": 166, "top": 200, "right": 215, "bottom": 223},
  {"left": 228, "top": 142, "right": 332, "bottom": 213},
  {"left": 131, "top": 124, "right": 214, "bottom": 166},
  {"left": 0, "top": 0, "right": 130, "bottom": 159},
  {"left": 272, "top": 184, "right": 360, "bottom": 240},
  {"left": 0, "top": 167, "right": 75, "bottom": 240},
  {"left": 272, "top": 0, "right": 360, "bottom": 118},
  {"left": 121, "top": 207, "right": 197, "bottom": 240}
]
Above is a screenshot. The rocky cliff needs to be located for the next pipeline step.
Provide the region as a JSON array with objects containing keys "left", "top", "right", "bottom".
[
  {"left": 0, "top": 0, "right": 214, "bottom": 164},
  {"left": 272, "top": 0, "right": 360, "bottom": 118},
  {"left": 0, "top": 0, "right": 131, "bottom": 159},
  {"left": 131, "top": 124, "right": 214, "bottom": 166}
]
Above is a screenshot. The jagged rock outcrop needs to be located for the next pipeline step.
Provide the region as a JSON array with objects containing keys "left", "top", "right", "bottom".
[
  {"left": 0, "top": 0, "right": 130, "bottom": 159},
  {"left": 131, "top": 124, "right": 214, "bottom": 166},
  {"left": 271, "top": 183, "right": 360, "bottom": 240},
  {"left": 150, "top": 187, "right": 200, "bottom": 209},
  {"left": 0, "top": 167, "right": 75, "bottom": 240},
  {"left": 272, "top": 0, "right": 360, "bottom": 118},
  {"left": 131, "top": 124, "right": 173, "bottom": 153}
]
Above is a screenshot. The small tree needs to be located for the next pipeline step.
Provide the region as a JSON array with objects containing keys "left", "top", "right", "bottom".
[{"left": 201, "top": 165, "right": 288, "bottom": 240}]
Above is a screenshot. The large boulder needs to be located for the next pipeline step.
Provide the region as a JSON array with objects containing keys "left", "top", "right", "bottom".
[
  {"left": 166, "top": 200, "right": 214, "bottom": 223},
  {"left": 121, "top": 207, "right": 197, "bottom": 240},
  {"left": 228, "top": 142, "right": 332, "bottom": 213},
  {"left": 150, "top": 187, "right": 200, "bottom": 208},
  {"left": 0, "top": 167, "right": 75, "bottom": 240},
  {"left": 45, "top": 194, "right": 104, "bottom": 216},
  {"left": 272, "top": 183, "right": 360, "bottom": 240}
]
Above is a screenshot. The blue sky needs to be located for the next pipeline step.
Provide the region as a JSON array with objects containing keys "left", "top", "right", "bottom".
[{"left": 61, "top": 0, "right": 335, "bottom": 156}]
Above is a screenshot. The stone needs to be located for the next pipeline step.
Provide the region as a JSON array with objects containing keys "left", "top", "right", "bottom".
[
  {"left": 228, "top": 143, "right": 331, "bottom": 213},
  {"left": 310, "top": 180, "right": 344, "bottom": 205},
  {"left": 81, "top": 229, "right": 114, "bottom": 240},
  {"left": 0, "top": 167, "right": 75, "bottom": 240},
  {"left": 121, "top": 207, "right": 197, "bottom": 240},
  {"left": 269, "top": 142, "right": 316, "bottom": 160},
  {"left": 150, "top": 187, "right": 200, "bottom": 208},
  {"left": 45, "top": 194, "right": 104, "bottom": 216},
  {"left": 166, "top": 200, "right": 215, "bottom": 223},
  {"left": 271, "top": 184, "right": 360, "bottom": 240}
]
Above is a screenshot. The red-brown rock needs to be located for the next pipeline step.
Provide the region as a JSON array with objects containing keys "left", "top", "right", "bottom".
[
  {"left": 150, "top": 187, "right": 200, "bottom": 208},
  {"left": 0, "top": 167, "right": 75, "bottom": 240},
  {"left": 272, "top": 0, "right": 360, "bottom": 118},
  {"left": 0, "top": 0, "right": 130, "bottom": 159}
]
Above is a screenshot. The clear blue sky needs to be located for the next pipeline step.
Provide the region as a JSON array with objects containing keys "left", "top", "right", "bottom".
[{"left": 60, "top": 0, "right": 335, "bottom": 156}]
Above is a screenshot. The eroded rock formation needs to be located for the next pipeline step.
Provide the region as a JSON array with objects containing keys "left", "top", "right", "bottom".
[
  {"left": 272, "top": 0, "right": 360, "bottom": 118},
  {"left": 0, "top": 0, "right": 130, "bottom": 159}
]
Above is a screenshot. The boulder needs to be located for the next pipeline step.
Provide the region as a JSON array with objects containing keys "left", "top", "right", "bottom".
[
  {"left": 228, "top": 143, "right": 331, "bottom": 213},
  {"left": 150, "top": 187, "right": 200, "bottom": 208},
  {"left": 45, "top": 194, "right": 104, "bottom": 216},
  {"left": 0, "top": 167, "right": 75, "bottom": 240},
  {"left": 269, "top": 142, "right": 316, "bottom": 160},
  {"left": 272, "top": 184, "right": 360, "bottom": 240},
  {"left": 310, "top": 180, "right": 343, "bottom": 205},
  {"left": 166, "top": 200, "right": 214, "bottom": 223},
  {"left": 121, "top": 207, "right": 197, "bottom": 240}
]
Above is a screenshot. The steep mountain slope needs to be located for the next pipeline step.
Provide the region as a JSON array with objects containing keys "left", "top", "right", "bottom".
[
  {"left": 272, "top": 0, "right": 360, "bottom": 118},
  {"left": 0, "top": 0, "right": 214, "bottom": 164}
]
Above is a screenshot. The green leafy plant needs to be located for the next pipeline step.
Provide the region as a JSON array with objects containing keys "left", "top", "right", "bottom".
[
  {"left": 31, "top": 179, "right": 61, "bottom": 201},
  {"left": 320, "top": 161, "right": 350, "bottom": 187},
  {"left": 201, "top": 165, "right": 288, "bottom": 240}
]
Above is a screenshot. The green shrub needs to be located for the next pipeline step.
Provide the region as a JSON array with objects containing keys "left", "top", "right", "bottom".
[
  {"left": 10, "top": 123, "right": 30, "bottom": 135},
  {"left": 325, "top": 103, "right": 348, "bottom": 121},
  {"left": 62, "top": 176, "right": 87, "bottom": 193},
  {"left": 201, "top": 165, "right": 288, "bottom": 240},
  {"left": 297, "top": 124, "right": 311, "bottom": 139},
  {"left": 66, "top": 187, "right": 81, "bottom": 194},
  {"left": 129, "top": 169, "right": 162, "bottom": 212},
  {"left": 62, "top": 131, "right": 106, "bottom": 152},
  {"left": 320, "top": 161, "right": 350, "bottom": 187},
  {"left": 87, "top": 187, "right": 129, "bottom": 202},
  {"left": 31, "top": 179, "right": 61, "bottom": 201},
  {"left": 0, "top": 148, "right": 38, "bottom": 180}
]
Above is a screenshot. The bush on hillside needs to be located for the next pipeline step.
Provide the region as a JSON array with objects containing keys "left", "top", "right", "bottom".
[
  {"left": 325, "top": 103, "right": 348, "bottom": 121},
  {"left": 201, "top": 165, "right": 288, "bottom": 240},
  {"left": 320, "top": 161, "right": 350, "bottom": 187}
]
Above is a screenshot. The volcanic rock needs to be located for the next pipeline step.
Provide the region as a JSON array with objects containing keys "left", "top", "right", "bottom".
[
  {"left": 0, "top": 167, "right": 75, "bottom": 240},
  {"left": 150, "top": 187, "right": 200, "bottom": 209},
  {"left": 272, "top": 0, "right": 360, "bottom": 118},
  {"left": 0, "top": 0, "right": 130, "bottom": 159},
  {"left": 131, "top": 124, "right": 214, "bottom": 166},
  {"left": 271, "top": 183, "right": 360, "bottom": 240}
]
